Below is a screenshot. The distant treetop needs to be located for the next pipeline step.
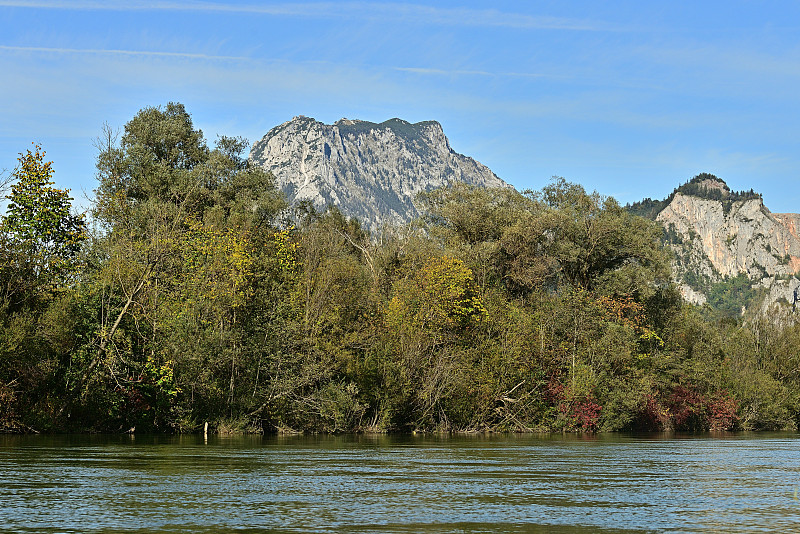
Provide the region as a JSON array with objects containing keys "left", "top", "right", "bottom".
[
  {"left": 626, "top": 173, "right": 762, "bottom": 219},
  {"left": 675, "top": 173, "right": 760, "bottom": 203}
]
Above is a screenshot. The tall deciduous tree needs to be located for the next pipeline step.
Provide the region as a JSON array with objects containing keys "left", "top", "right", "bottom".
[
  {"left": 1, "top": 144, "right": 85, "bottom": 306},
  {"left": 0, "top": 144, "right": 86, "bottom": 431},
  {"left": 83, "top": 103, "right": 285, "bottom": 426},
  {"left": 532, "top": 177, "right": 670, "bottom": 298}
]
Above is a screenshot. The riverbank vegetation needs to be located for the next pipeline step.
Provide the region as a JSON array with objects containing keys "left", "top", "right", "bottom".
[{"left": 3, "top": 103, "right": 800, "bottom": 434}]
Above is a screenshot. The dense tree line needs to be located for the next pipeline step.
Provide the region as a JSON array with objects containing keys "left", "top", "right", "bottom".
[{"left": 2, "top": 104, "right": 800, "bottom": 434}]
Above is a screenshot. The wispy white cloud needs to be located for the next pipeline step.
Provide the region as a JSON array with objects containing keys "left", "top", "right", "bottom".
[
  {"left": 0, "top": 45, "right": 248, "bottom": 61},
  {"left": 394, "top": 66, "right": 555, "bottom": 79},
  {"left": 0, "top": 0, "right": 323, "bottom": 13},
  {"left": 0, "top": 40, "right": 784, "bottom": 142},
  {"left": 0, "top": 42, "right": 763, "bottom": 142},
  {"left": 0, "top": 1, "right": 624, "bottom": 31},
  {"left": 0, "top": 49, "right": 415, "bottom": 137},
  {"left": 633, "top": 43, "right": 800, "bottom": 97},
  {"left": 384, "top": 4, "right": 621, "bottom": 31},
  {"left": 395, "top": 67, "right": 495, "bottom": 77}
]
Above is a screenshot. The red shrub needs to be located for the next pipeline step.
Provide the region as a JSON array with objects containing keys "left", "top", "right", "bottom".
[
  {"left": 708, "top": 392, "right": 739, "bottom": 431},
  {"left": 571, "top": 398, "right": 602, "bottom": 432}
]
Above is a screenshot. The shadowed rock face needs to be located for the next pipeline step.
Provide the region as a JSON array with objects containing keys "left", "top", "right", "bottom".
[{"left": 249, "top": 116, "right": 509, "bottom": 233}]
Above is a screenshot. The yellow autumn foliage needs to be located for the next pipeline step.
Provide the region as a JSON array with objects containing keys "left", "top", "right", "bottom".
[
  {"left": 175, "top": 218, "right": 252, "bottom": 323},
  {"left": 386, "top": 255, "right": 486, "bottom": 336}
]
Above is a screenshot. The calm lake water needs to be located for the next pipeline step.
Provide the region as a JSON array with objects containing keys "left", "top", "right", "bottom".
[{"left": 2, "top": 433, "right": 800, "bottom": 533}]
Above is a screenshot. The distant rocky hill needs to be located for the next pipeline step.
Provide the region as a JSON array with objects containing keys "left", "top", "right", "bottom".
[
  {"left": 249, "top": 116, "right": 509, "bottom": 233},
  {"left": 628, "top": 174, "right": 800, "bottom": 315}
]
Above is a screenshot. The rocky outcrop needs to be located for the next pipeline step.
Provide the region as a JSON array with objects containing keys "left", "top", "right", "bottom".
[
  {"left": 677, "top": 283, "right": 707, "bottom": 306},
  {"left": 653, "top": 177, "right": 800, "bottom": 311},
  {"left": 249, "top": 116, "right": 508, "bottom": 233},
  {"left": 657, "top": 193, "right": 800, "bottom": 280}
]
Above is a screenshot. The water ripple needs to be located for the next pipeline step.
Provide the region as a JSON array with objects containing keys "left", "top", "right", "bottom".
[{"left": 1, "top": 433, "right": 800, "bottom": 533}]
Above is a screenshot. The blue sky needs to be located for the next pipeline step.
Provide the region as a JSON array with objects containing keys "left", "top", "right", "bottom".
[{"left": 2, "top": 1, "right": 800, "bottom": 213}]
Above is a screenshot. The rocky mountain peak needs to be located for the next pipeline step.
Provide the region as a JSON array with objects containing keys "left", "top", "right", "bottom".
[
  {"left": 689, "top": 173, "right": 730, "bottom": 197},
  {"left": 641, "top": 177, "right": 800, "bottom": 313},
  {"left": 249, "top": 115, "right": 507, "bottom": 233}
]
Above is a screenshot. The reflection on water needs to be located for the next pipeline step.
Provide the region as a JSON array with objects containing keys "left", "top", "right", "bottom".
[{"left": 1, "top": 433, "right": 800, "bottom": 533}]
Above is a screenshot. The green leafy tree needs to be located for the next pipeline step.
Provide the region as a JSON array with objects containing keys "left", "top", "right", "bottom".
[
  {"left": 0, "top": 145, "right": 86, "bottom": 430},
  {"left": 533, "top": 177, "right": 671, "bottom": 297},
  {"left": 79, "top": 103, "right": 284, "bottom": 429},
  {"left": 386, "top": 255, "right": 487, "bottom": 338},
  {"left": 419, "top": 184, "right": 541, "bottom": 294},
  {"left": 383, "top": 254, "right": 487, "bottom": 428},
  {"left": 1, "top": 144, "right": 86, "bottom": 299}
]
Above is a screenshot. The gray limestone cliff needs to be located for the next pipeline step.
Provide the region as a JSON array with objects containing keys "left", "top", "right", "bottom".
[
  {"left": 249, "top": 116, "right": 509, "bottom": 233},
  {"left": 642, "top": 176, "right": 800, "bottom": 312}
]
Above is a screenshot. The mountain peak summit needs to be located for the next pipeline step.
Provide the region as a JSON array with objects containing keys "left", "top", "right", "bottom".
[
  {"left": 249, "top": 116, "right": 508, "bottom": 233},
  {"left": 687, "top": 173, "right": 730, "bottom": 196}
]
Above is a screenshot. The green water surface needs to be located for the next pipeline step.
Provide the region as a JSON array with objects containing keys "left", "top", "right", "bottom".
[{"left": 1, "top": 433, "right": 799, "bottom": 533}]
